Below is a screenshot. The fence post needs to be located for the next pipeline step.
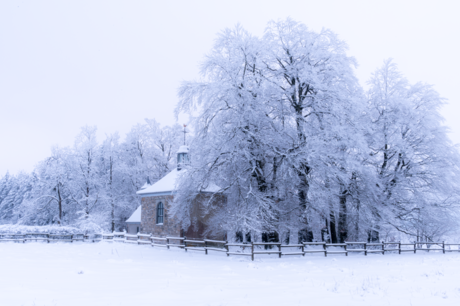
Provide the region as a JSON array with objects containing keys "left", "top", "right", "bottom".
[
  {"left": 323, "top": 243, "right": 327, "bottom": 257},
  {"left": 251, "top": 242, "right": 254, "bottom": 261},
  {"left": 442, "top": 241, "right": 445, "bottom": 254},
  {"left": 345, "top": 243, "right": 348, "bottom": 256},
  {"left": 414, "top": 241, "right": 416, "bottom": 254},
  {"left": 226, "top": 240, "right": 229, "bottom": 257},
  {"left": 382, "top": 241, "right": 385, "bottom": 255},
  {"left": 278, "top": 243, "right": 281, "bottom": 258},
  {"left": 167, "top": 237, "right": 170, "bottom": 250},
  {"left": 184, "top": 236, "right": 187, "bottom": 252},
  {"left": 364, "top": 243, "right": 367, "bottom": 256},
  {"left": 398, "top": 241, "right": 401, "bottom": 255},
  {"left": 301, "top": 243, "right": 305, "bottom": 256},
  {"left": 205, "top": 240, "right": 208, "bottom": 255}
]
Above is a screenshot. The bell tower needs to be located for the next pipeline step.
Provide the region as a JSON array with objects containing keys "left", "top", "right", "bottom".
[{"left": 177, "top": 146, "right": 189, "bottom": 171}]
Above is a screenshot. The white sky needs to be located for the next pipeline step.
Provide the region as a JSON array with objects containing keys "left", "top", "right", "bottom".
[{"left": 1, "top": 0, "right": 459, "bottom": 176}]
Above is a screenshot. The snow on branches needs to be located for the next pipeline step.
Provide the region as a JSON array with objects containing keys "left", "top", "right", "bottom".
[{"left": 173, "top": 19, "right": 460, "bottom": 243}]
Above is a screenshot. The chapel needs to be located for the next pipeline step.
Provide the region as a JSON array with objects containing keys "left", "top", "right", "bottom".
[{"left": 134, "top": 145, "right": 225, "bottom": 239}]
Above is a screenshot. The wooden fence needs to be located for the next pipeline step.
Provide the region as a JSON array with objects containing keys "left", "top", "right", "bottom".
[
  {"left": 0, "top": 233, "right": 102, "bottom": 243},
  {"left": 99, "top": 232, "right": 460, "bottom": 261},
  {"left": 2, "top": 232, "right": 460, "bottom": 261}
]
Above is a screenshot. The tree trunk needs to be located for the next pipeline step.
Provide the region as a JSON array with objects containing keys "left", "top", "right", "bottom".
[
  {"left": 289, "top": 229, "right": 299, "bottom": 245},
  {"left": 110, "top": 160, "right": 115, "bottom": 232},
  {"left": 329, "top": 211, "right": 338, "bottom": 244},
  {"left": 354, "top": 199, "right": 360, "bottom": 241},
  {"left": 338, "top": 188, "right": 348, "bottom": 243},
  {"left": 84, "top": 178, "right": 90, "bottom": 219},
  {"left": 294, "top": 94, "right": 313, "bottom": 242},
  {"left": 298, "top": 166, "right": 313, "bottom": 242},
  {"left": 57, "top": 184, "right": 62, "bottom": 226},
  {"left": 320, "top": 218, "right": 329, "bottom": 242}
]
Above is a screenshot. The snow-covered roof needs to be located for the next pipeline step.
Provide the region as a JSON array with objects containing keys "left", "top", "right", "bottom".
[
  {"left": 126, "top": 206, "right": 141, "bottom": 223},
  {"left": 177, "top": 145, "right": 189, "bottom": 154},
  {"left": 136, "top": 168, "right": 221, "bottom": 197}
]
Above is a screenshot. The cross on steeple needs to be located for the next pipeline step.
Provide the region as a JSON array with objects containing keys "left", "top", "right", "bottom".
[{"left": 183, "top": 124, "right": 188, "bottom": 145}]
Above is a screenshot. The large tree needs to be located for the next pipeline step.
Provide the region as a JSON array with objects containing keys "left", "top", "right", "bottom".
[
  {"left": 173, "top": 19, "right": 364, "bottom": 242},
  {"left": 364, "top": 59, "right": 460, "bottom": 241}
]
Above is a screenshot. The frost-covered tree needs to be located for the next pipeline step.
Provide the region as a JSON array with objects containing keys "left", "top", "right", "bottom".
[
  {"left": 0, "top": 172, "right": 15, "bottom": 222},
  {"left": 262, "top": 19, "right": 365, "bottom": 243},
  {"left": 0, "top": 172, "right": 33, "bottom": 224},
  {"left": 362, "top": 59, "right": 460, "bottom": 241},
  {"left": 174, "top": 19, "right": 365, "bottom": 242},
  {"left": 64, "top": 126, "right": 105, "bottom": 230},
  {"left": 20, "top": 147, "right": 72, "bottom": 225},
  {"left": 100, "top": 133, "right": 120, "bottom": 232},
  {"left": 174, "top": 25, "right": 282, "bottom": 239}
]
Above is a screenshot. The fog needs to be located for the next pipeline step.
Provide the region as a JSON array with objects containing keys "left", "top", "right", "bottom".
[{"left": 1, "top": 0, "right": 459, "bottom": 175}]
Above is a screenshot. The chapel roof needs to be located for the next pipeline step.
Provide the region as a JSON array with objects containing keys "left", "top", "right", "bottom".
[
  {"left": 126, "top": 205, "right": 141, "bottom": 223},
  {"left": 136, "top": 168, "right": 221, "bottom": 197}
]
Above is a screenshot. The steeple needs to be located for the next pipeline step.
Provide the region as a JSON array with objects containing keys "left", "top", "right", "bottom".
[
  {"left": 177, "top": 145, "right": 189, "bottom": 171},
  {"left": 177, "top": 124, "right": 190, "bottom": 171}
]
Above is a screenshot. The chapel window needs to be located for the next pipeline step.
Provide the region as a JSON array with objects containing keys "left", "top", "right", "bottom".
[{"left": 156, "top": 202, "right": 164, "bottom": 224}]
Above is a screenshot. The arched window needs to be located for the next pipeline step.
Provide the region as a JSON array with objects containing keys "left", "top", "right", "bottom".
[{"left": 156, "top": 202, "right": 164, "bottom": 224}]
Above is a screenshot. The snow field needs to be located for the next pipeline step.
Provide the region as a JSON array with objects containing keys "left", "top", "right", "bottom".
[{"left": 1, "top": 242, "right": 460, "bottom": 306}]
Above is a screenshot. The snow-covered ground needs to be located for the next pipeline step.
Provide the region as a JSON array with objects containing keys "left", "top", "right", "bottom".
[{"left": 1, "top": 242, "right": 460, "bottom": 306}]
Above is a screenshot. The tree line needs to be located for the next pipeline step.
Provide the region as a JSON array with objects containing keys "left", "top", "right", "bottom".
[{"left": 0, "top": 120, "right": 182, "bottom": 232}]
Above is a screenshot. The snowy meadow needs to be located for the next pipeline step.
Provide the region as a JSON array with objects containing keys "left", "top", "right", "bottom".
[{"left": 1, "top": 242, "right": 460, "bottom": 306}]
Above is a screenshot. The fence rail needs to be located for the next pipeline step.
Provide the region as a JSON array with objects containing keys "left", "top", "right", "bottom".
[{"left": 1, "top": 232, "right": 459, "bottom": 261}]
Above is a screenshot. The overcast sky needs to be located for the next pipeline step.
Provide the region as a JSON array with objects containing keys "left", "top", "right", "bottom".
[{"left": 1, "top": 0, "right": 459, "bottom": 176}]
